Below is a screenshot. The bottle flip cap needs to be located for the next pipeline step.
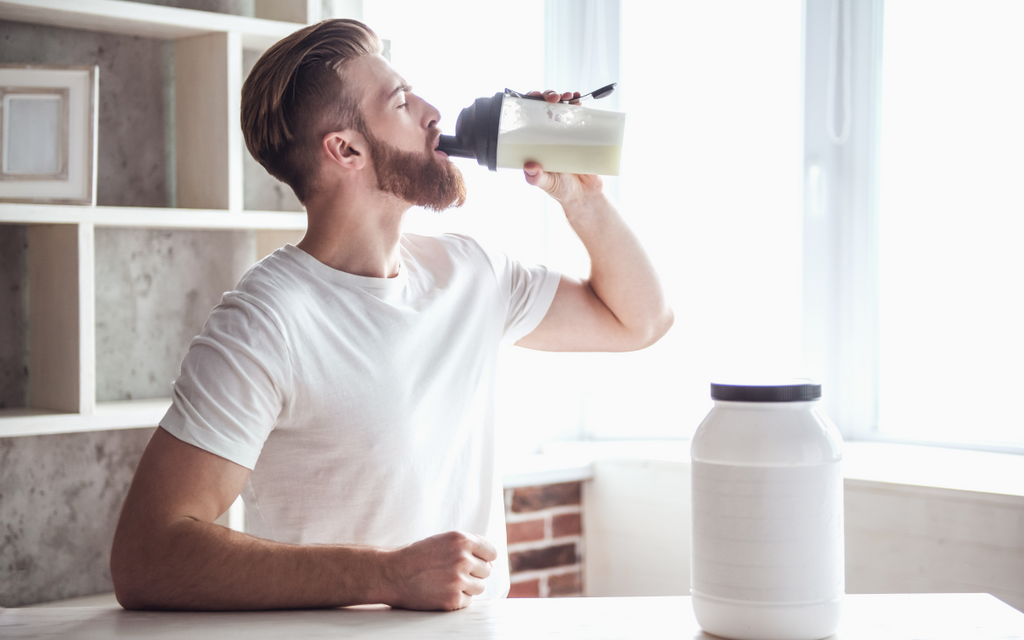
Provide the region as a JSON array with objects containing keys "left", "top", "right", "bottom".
[{"left": 437, "top": 92, "right": 504, "bottom": 170}]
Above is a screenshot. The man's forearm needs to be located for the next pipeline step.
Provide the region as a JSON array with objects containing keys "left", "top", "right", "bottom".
[
  {"left": 111, "top": 427, "right": 496, "bottom": 611},
  {"left": 562, "top": 191, "right": 673, "bottom": 348},
  {"left": 112, "top": 516, "right": 494, "bottom": 611},
  {"left": 112, "top": 517, "right": 387, "bottom": 610}
]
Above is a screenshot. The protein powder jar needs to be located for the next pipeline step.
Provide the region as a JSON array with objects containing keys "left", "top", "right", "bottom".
[{"left": 690, "top": 381, "right": 844, "bottom": 640}]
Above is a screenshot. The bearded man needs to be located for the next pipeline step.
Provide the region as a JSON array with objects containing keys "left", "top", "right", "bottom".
[{"left": 110, "top": 19, "right": 672, "bottom": 612}]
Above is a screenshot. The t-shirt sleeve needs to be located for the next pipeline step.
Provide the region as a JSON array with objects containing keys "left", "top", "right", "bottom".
[
  {"left": 474, "top": 240, "right": 561, "bottom": 345},
  {"left": 159, "top": 291, "right": 290, "bottom": 470}
]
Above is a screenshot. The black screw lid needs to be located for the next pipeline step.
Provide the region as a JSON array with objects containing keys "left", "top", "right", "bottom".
[
  {"left": 438, "top": 93, "right": 504, "bottom": 171},
  {"left": 710, "top": 380, "right": 821, "bottom": 402}
]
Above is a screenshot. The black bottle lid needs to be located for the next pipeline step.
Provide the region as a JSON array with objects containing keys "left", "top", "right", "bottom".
[
  {"left": 710, "top": 380, "right": 822, "bottom": 402},
  {"left": 436, "top": 92, "right": 503, "bottom": 170}
]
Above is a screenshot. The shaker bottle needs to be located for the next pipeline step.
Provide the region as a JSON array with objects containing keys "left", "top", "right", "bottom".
[
  {"left": 437, "top": 85, "right": 626, "bottom": 176},
  {"left": 690, "top": 381, "right": 845, "bottom": 640}
]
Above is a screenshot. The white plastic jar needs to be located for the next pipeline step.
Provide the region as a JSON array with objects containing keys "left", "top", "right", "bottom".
[{"left": 690, "top": 381, "right": 844, "bottom": 640}]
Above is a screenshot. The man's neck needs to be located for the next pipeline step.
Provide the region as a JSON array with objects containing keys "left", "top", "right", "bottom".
[{"left": 297, "top": 189, "right": 408, "bottom": 279}]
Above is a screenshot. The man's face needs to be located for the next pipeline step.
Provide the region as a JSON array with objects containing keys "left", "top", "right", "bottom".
[
  {"left": 346, "top": 54, "right": 466, "bottom": 212},
  {"left": 362, "top": 123, "right": 466, "bottom": 213}
]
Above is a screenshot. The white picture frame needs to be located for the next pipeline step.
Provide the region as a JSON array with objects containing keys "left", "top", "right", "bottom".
[{"left": 0, "top": 65, "right": 98, "bottom": 205}]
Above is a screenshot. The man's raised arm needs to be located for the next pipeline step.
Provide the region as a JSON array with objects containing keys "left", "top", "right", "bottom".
[
  {"left": 516, "top": 92, "right": 673, "bottom": 353},
  {"left": 110, "top": 427, "right": 496, "bottom": 611}
]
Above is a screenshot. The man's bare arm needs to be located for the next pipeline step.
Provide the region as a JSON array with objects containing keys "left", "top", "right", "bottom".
[
  {"left": 110, "top": 427, "right": 496, "bottom": 611},
  {"left": 516, "top": 93, "right": 673, "bottom": 353}
]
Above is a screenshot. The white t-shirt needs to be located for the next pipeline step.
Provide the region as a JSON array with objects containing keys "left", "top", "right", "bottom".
[{"left": 160, "top": 234, "right": 560, "bottom": 599}]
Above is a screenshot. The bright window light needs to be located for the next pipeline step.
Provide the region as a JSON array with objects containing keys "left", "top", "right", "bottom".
[
  {"left": 609, "top": 1, "right": 804, "bottom": 438},
  {"left": 878, "top": 0, "right": 1024, "bottom": 447},
  {"left": 363, "top": 0, "right": 548, "bottom": 265},
  {"left": 363, "top": 2, "right": 803, "bottom": 454}
]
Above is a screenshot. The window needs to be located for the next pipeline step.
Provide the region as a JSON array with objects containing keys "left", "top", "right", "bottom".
[
  {"left": 366, "top": 1, "right": 804, "bottom": 457},
  {"left": 592, "top": 1, "right": 805, "bottom": 439},
  {"left": 365, "top": 0, "right": 1022, "bottom": 455},
  {"left": 803, "top": 0, "right": 1023, "bottom": 453},
  {"left": 364, "top": 0, "right": 547, "bottom": 267},
  {"left": 877, "top": 0, "right": 1024, "bottom": 448}
]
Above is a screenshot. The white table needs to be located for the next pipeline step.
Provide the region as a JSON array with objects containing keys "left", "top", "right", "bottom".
[{"left": 2, "top": 593, "right": 1022, "bottom": 639}]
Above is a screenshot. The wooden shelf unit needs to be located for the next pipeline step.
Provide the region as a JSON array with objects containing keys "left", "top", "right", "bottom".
[{"left": 0, "top": 0, "right": 325, "bottom": 437}]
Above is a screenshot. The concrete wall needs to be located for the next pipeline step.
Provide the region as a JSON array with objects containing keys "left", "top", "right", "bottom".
[
  {"left": 0, "top": 226, "right": 28, "bottom": 411},
  {"left": 94, "top": 228, "right": 255, "bottom": 402},
  {"left": 0, "top": 12, "right": 265, "bottom": 606},
  {"left": 0, "top": 428, "right": 155, "bottom": 607}
]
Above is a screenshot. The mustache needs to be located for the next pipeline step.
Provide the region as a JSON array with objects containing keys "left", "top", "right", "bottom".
[{"left": 427, "top": 125, "right": 442, "bottom": 149}]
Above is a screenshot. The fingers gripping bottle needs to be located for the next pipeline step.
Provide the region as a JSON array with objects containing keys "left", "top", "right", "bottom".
[{"left": 690, "top": 381, "right": 844, "bottom": 640}]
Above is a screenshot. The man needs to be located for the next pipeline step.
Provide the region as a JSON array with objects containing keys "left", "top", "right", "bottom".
[{"left": 110, "top": 19, "right": 671, "bottom": 611}]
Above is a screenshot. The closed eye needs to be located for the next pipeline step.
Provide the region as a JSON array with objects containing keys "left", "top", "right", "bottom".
[{"left": 391, "top": 84, "right": 412, "bottom": 109}]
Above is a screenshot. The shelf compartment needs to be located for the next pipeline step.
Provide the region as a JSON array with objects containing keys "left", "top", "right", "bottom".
[
  {"left": 28, "top": 223, "right": 95, "bottom": 415},
  {"left": 0, "top": 0, "right": 303, "bottom": 50},
  {"left": 0, "top": 220, "right": 301, "bottom": 438},
  {"left": 176, "top": 30, "right": 244, "bottom": 211},
  {"left": 94, "top": 226, "right": 256, "bottom": 403},
  {"left": 0, "top": 223, "right": 93, "bottom": 430},
  {"left": 0, "top": 0, "right": 319, "bottom": 438}
]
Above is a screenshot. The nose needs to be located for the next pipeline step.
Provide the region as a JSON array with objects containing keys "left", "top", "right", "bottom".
[{"left": 415, "top": 94, "right": 441, "bottom": 130}]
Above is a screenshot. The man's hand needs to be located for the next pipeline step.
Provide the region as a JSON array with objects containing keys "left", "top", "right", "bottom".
[
  {"left": 380, "top": 531, "right": 497, "bottom": 611},
  {"left": 520, "top": 89, "right": 604, "bottom": 205},
  {"left": 526, "top": 89, "right": 581, "bottom": 104},
  {"left": 524, "top": 162, "right": 603, "bottom": 208}
]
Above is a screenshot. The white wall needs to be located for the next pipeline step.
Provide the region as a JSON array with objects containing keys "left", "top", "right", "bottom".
[
  {"left": 845, "top": 481, "right": 1024, "bottom": 612},
  {"left": 583, "top": 459, "right": 691, "bottom": 597},
  {"left": 582, "top": 460, "right": 1024, "bottom": 612}
]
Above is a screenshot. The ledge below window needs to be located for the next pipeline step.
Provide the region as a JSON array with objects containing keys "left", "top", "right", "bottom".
[{"left": 503, "top": 440, "right": 1024, "bottom": 502}]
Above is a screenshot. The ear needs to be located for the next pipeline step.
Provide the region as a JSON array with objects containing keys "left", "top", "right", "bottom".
[{"left": 321, "top": 130, "right": 367, "bottom": 172}]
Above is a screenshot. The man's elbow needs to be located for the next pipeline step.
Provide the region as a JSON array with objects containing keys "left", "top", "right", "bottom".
[
  {"left": 110, "top": 536, "right": 163, "bottom": 610},
  {"left": 111, "top": 549, "right": 143, "bottom": 610},
  {"left": 113, "top": 583, "right": 149, "bottom": 611},
  {"left": 649, "top": 305, "right": 675, "bottom": 346},
  {"left": 629, "top": 305, "right": 674, "bottom": 351}
]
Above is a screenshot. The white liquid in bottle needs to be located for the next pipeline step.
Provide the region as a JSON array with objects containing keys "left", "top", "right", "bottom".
[
  {"left": 495, "top": 97, "right": 625, "bottom": 176},
  {"left": 496, "top": 143, "right": 622, "bottom": 176}
]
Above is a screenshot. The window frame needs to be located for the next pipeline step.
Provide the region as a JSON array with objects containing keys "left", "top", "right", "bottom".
[
  {"left": 801, "top": 0, "right": 883, "bottom": 444},
  {"left": 802, "top": 0, "right": 1023, "bottom": 455},
  {"left": 544, "top": 0, "right": 1021, "bottom": 455}
]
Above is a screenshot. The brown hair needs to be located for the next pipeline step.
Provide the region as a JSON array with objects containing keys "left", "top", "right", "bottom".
[{"left": 241, "top": 19, "right": 383, "bottom": 203}]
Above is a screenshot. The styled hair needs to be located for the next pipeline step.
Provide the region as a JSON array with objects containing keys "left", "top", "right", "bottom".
[{"left": 241, "top": 19, "right": 383, "bottom": 203}]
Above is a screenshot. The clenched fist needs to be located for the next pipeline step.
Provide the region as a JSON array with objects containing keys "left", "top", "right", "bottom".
[{"left": 379, "top": 531, "right": 498, "bottom": 611}]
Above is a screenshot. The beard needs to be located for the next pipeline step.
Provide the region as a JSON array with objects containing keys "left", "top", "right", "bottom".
[{"left": 363, "top": 127, "right": 467, "bottom": 212}]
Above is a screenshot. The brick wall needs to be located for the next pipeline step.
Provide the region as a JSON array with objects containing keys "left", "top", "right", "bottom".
[{"left": 504, "top": 481, "right": 584, "bottom": 598}]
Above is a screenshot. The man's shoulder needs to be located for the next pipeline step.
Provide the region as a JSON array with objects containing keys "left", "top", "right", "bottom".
[
  {"left": 221, "top": 246, "right": 316, "bottom": 322},
  {"left": 236, "top": 245, "right": 309, "bottom": 296},
  {"left": 402, "top": 232, "right": 492, "bottom": 269}
]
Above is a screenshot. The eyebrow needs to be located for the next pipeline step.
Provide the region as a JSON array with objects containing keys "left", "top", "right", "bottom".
[{"left": 388, "top": 84, "right": 412, "bottom": 101}]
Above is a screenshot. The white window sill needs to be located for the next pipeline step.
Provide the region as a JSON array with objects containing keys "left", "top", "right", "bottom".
[{"left": 504, "top": 440, "right": 1024, "bottom": 503}]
